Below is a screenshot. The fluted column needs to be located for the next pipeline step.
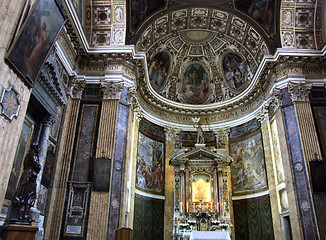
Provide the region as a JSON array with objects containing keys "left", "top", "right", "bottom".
[
  {"left": 289, "top": 83, "right": 322, "bottom": 162},
  {"left": 44, "top": 78, "right": 85, "bottom": 240}
]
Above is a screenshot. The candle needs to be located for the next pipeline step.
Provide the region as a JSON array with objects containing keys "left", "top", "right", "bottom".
[
  {"left": 210, "top": 202, "right": 212, "bottom": 210},
  {"left": 217, "top": 202, "right": 219, "bottom": 214},
  {"left": 180, "top": 202, "right": 182, "bottom": 213},
  {"left": 193, "top": 203, "right": 195, "bottom": 213},
  {"left": 187, "top": 202, "right": 189, "bottom": 213}
]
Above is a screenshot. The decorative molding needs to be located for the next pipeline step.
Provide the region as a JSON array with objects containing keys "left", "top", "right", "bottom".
[
  {"left": 38, "top": 54, "right": 68, "bottom": 106},
  {"left": 256, "top": 104, "right": 269, "bottom": 124},
  {"left": 288, "top": 82, "right": 312, "bottom": 102},
  {"left": 101, "top": 81, "right": 124, "bottom": 100}
]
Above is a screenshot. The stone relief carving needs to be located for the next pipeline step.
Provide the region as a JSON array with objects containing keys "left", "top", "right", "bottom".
[{"left": 283, "top": 32, "right": 294, "bottom": 47}]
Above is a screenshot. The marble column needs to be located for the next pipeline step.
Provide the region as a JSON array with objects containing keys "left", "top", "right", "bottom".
[
  {"left": 87, "top": 81, "right": 123, "bottom": 240},
  {"left": 212, "top": 165, "right": 218, "bottom": 214},
  {"left": 36, "top": 115, "right": 54, "bottom": 202},
  {"left": 44, "top": 78, "right": 85, "bottom": 240},
  {"left": 217, "top": 168, "right": 224, "bottom": 216}
]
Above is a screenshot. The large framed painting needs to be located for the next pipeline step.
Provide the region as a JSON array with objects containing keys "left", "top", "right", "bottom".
[
  {"left": 230, "top": 131, "right": 267, "bottom": 194},
  {"left": 136, "top": 131, "right": 164, "bottom": 194},
  {"left": 6, "top": 0, "right": 66, "bottom": 86},
  {"left": 191, "top": 174, "right": 212, "bottom": 203}
]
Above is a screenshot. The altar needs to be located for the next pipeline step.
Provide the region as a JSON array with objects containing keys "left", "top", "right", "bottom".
[
  {"left": 170, "top": 140, "right": 233, "bottom": 240},
  {"left": 189, "top": 231, "right": 230, "bottom": 240}
]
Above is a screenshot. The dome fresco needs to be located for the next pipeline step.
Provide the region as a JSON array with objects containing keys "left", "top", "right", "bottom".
[
  {"left": 148, "top": 52, "right": 170, "bottom": 91},
  {"left": 222, "top": 52, "right": 253, "bottom": 93},
  {"left": 140, "top": 7, "right": 270, "bottom": 108},
  {"left": 180, "top": 63, "right": 209, "bottom": 104}
]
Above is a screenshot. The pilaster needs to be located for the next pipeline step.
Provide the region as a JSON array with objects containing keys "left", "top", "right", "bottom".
[
  {"left": 164, "top": 127, "right": 178, "bottom": 240},
  {"left": 258, "top": 106, "right": 283, "bottom": 240},
  {"left": 282, "top": 83, "right": 319, "bottom": 240},
  {"left": 125, "top": 95, "right": 140, "bottom": 229},
  {"left": 272, "top": 97, "right": 303, "bottom": 240},
  {"left": 86, "top": 81, "right": 122, "bottom": 240},
  {"left": 44, "top": 79, "right": 84, "bottom": 239}
]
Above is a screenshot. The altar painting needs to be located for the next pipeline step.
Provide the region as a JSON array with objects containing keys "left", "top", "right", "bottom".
[
  {"left": 148, "top": 52, "right": 170, "bottom": 91},
  {"left": 222, "top": 52, "right": 252, "bottom": 92},
  {"left": 271, "top": 120, "right": 285, "bottom": 183},
  {"left": 230, "top": 132, "right": 267, "bottom": 193},
  {"left": 182, "top": 63, "right": 209, "bottom": 103},
  {"left": 136, "top": 131, "right": 164, "bottom": 194},
  {"left": 192, "top": 174, "right": 211, "bottom": 203}
]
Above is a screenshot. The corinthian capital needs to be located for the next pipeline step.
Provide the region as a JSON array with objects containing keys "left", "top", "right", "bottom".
[
  {"left": 101, "top": 81, "right": 124, "bottom": 100},
  {"left": 127, "top": 86, "right": 139, "bottom": 108},
  {"left": 213, "top": 128, "right": 228, "bottom": 149},
  {"left": 164, "top": 126, "right": 180, "bottom": 143},
  {"left": 69, "top": 77, "right": 86, "bottom": 99},
  {"left": 288, "top": 82, "right": 312, "bottom": 102}
]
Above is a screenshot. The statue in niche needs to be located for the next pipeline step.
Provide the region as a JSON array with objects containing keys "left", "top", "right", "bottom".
[{"left": 6, "top": 143, "right": 41, "bottom": 224}]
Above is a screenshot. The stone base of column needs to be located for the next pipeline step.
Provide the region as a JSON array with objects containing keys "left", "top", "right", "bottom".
[{"left": 0, "top": 224, "right": 38, "bottom": 240}]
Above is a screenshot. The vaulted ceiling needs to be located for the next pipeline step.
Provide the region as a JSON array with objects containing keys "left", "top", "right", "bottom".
[{"left": 60, "top": 0, "right": 324, "bottom": 128}]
